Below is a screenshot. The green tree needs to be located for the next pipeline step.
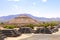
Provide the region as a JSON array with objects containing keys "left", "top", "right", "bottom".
[
  {"left": 49, "top": 22, "right": 57, "bottom": 27},
  {"left": 43, "top": 23, "right": 49, "bottom": 28},
  {"left": 4, "top": 25, "right": 15, "bottom": 29},
  {"left": 38, "top": 23, "right": 49, "bottom": 28},
  {"left": 25, "top": 24, "right": 34, "bottom": 29}
]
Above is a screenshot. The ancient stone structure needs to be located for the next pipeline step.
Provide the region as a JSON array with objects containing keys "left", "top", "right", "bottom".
[
  {"left": 5, "top": 14, "right": 40, "bottom": 27},
  {"left": 18, "top": 27, "right": 33, "bottom": 33}
]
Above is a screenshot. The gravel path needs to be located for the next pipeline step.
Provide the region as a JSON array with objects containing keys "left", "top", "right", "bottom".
[
  {"left": 20, "top": 34, "right": 60, "bottom": 40},
  {"left": 5, "top": 34, "right": 60, "bottom": 40},
  {"left": 4, "top": 34, "right": 33, "bottom": 40}
]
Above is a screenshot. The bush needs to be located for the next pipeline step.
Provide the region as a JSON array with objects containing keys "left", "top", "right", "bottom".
[
  {"left": 49, "top": 22, "right": 58, "bottom": 27},
  {"left": 4, "top": 25, "right": 15, "bottom": 29},
  {"left": 25, "top": 24, "right": 34, "bottom": 29},
  {"left": 39, "top": 22, "right": 58, "bottom": 28},
  {"left": 43, "top": 23, "right": 49, "bottom": 28},
  {"left": 38, "top": 23, "right": 49, "bottom": 28},
  {"left": 0, "top": 22, "right": 4, "bottom": 25}
]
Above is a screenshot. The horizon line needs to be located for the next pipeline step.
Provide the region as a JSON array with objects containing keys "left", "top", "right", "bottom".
[{"left": 0, "top": 13, "right": 60, "bottom": 18}]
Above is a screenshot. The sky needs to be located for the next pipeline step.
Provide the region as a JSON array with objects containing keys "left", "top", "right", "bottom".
[{"left": 0, "top": 0, "right": 60, "bottom": 18}]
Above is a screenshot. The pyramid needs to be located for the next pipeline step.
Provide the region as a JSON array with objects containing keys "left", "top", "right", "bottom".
[{"left": 6, "top": 14, "right": 40, "bottom": 26}]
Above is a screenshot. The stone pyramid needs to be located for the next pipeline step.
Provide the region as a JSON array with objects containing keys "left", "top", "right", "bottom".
[{"left": 6, "top": 14, "right": 40, "bottom": 26}]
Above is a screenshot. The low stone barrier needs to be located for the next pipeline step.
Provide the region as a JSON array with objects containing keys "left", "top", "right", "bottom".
[{"left": 18, "top": 27, "right": 33, "bottom": 33}]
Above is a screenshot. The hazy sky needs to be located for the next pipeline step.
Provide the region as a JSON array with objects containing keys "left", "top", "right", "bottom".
[{"left": 0, "top": 0, "right": 60, "bottom": 18}]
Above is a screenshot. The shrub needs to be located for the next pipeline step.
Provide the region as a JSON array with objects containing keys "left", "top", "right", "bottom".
[
  {"left": 38, "top": 23, "right": 49, "bottom": 28},
  {"left": 4, "top": 25, "right": 15, "bottom": 29},
  {"left": 25, "top": 24, "right": 34, "bottom": 29},
  {"left": 0, "top": 22, "right": 4, "bottom": 25},
  {"left": 49, "top": 22, "right": 58, "bottom": 27}
]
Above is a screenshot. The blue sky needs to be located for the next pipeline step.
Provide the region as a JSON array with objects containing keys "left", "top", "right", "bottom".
[{"left": 0, "top": 0, "right": 60, "bottom": 18}]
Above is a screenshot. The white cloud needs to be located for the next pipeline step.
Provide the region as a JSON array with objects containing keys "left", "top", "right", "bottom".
[
  {"left": 8, "top": 0, "right": 20, "bottom": 2},
  {"left": 7, "top": 5, "right": 41, "bottom": 17},
  {"left": 41, "top": 0, "right": 47, "bottom": 2}
]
